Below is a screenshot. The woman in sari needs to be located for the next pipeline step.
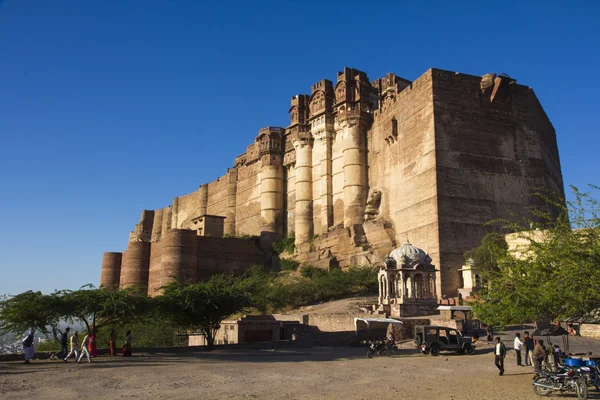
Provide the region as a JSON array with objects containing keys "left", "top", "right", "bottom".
[
  {"left": 88, "top": 329, "right": 98, "bottom": 357},
  {"left": 109, "top": 329, "right": 117, "bottom": 356},
  {"left": 122, "top": 330, "right": 133, "bottom": 357}
]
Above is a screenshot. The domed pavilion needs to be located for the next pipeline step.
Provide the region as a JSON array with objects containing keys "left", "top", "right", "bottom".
[{"left": 377, "top": 241, "right": 439, "bottom": 317}]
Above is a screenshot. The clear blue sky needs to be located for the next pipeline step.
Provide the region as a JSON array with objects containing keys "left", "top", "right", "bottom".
[{"left": 0, "top": 0, "right": 598, "bottom": 295}]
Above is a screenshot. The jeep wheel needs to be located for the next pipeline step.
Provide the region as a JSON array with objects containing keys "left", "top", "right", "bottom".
[
  {"left": 465, "top": 345, "right": 475, "bottom": 355},
  {"left": 430, "top": 345, "right": 440, "bottom": 357},
  {"left": 457, "top": 348, "right": 465, "bottom": 354},
  {"left": 415, "top": 334, "right": 423, "bottom": 346}
]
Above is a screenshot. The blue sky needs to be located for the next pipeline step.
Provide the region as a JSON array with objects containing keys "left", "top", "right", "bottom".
[{"left": 0, "top": 0, "right": 598, "bottom": 295}]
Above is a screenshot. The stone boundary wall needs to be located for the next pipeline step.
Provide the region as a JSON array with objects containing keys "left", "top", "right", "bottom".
[{"left": 580, "top": 324, "right": 600, "bottom": 339}]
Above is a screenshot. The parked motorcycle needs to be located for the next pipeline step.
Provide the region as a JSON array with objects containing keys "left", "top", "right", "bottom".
[
  {"left": 533, "top": 367, "right": 588, "bottom": 399},
  {"left": 366, "top": 340, "right": 399, "bottom": 358}
]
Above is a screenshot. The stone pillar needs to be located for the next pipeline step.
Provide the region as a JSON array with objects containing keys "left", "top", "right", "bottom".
[
  {"left": 199, "top": 184, "right": 209, "bottom": 217},
  {"left": 224, "top": 169, "right": 237, "bottom": 236},
  {"left": 151, "top": 209, "right": 164, "bottom": 242},
  {"left": 340, "top": 116, "right": 368, "bottom": 228},
  {"left": 313, "top": 129, "right": 333, "bottom": 233},
  {"left": 100, "top": 252, "right": 122, "bottom": 290},
  {"left": 260, "top": 156, "right": 284, "bottom": 248},
  {"left": 171, "top": 197, "right": 179, "bottom": 229},
  {"left": 293, "top": 137, "right": 313, "bottom": 246},
  {"left": 147, "top": 242, "right": 162, "bottom": 297},
  {"left": 160, "top": 229, "right": 197, "bottom": 290},
  {"left": 161, "top": 206, "right": 172, "bottom": 238},
  {"left": 120, "top": 241, "right": 151, "bottom": 290}
]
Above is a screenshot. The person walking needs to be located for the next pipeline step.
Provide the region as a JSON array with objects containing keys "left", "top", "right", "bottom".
[
  {"left": 57, "top": 327, "right": 70, "bottom": 360},
  {"left": 513, "top": 333, "right": 524, "bottom": 366},
  {"left": 64, "top": 331, "right": 80, "bottom": 362},
  {"left": 77, "top": 332, "right": 92, "bottom": 363},
  {"left": 122, "top": 330, "right": 133, "bottom": 357},
  {"left": 486, "top": 326, "right": 493, "bottom": 341},
  {"left": 109, "top": 329, "right": 118, "bottom": 356},
  {"left": 533, "top": 339, "right": 547, "bottom": 376},
  {"left": 523, "top": 331, "right": 534, "bottom": 366},
  {"left": 88, "top": 329, "right": 98, "bottom": 358},
  {"left": 494, "top": 336, "right": 506, "bottom": 376},
  {"left": 552, "top": 344, "right": 562, "bottom": 372},
  {"left": 22, "top": 330, "right": 35, "bottom": 364}
]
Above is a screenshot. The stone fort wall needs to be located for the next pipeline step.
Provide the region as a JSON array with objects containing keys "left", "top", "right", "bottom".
[{"left": 100, "top": 67, "right": 564, "bottom": 298}]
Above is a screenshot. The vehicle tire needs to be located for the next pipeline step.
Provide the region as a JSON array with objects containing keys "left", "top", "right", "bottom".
[
  {"left": 415, "top": 334, "right": 423, "bottom": 346},
  {"left": 466, "top": 345, "right": 475, "bottom": 355},
  {"left": 367, "top": 349, "right": 375, "bottom": 359},
  {"left": 575, "top": 379, "right": 588, "bottom": 400},
  {"left": 532, "top": 377, "right": 552, "bottom": 397},
  {"left": 430, "top": 345, "right": 440, "bottom": 357}
]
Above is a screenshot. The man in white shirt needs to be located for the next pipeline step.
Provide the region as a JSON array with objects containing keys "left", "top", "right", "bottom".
[{"left": 513, "top": 333, "right": 524, "bottom": 366}]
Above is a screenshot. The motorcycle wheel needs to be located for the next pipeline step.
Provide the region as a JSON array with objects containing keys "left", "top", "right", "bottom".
[
  {"left": 575, "top": 379, "right": 588, "bottom": 400},
  {"left": 532, "top": 377, "right": 552, "bottom": 397},
  {"left": 367, "top": 349, "right": 375, "bottom": 359}
]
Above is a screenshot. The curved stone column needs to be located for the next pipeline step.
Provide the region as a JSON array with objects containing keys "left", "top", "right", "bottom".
[
  {"left": 151, "top": 209, "right": 164, "bottom": 242},
  {"left": 100, "top": 252, "right": 122, "bottom": 290},
  {"left": 293, "top": 137, "right": 313, "bottom": 246},
  {"left": 260, "top": 156, "right": 284, "bottom": 248},
  {"left": 225, "top": 170, "right": 237, "bottom": 236},
  {"left": 147, "top": 242, "right": 163, "bottom": 297},
  {"left": 340, "top": 117, "right": 368, "bottom": 228},
  {"left": 120, "top": 241, "right": 151, "bottom": 290},
  {"left": 199, "top": 184, "right": 209, "bottom": 217},
  {"left": 160, "top": 229, "right": 197, "bottom": 289}
]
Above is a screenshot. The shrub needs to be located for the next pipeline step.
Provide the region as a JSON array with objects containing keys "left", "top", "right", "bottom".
[
  {"left": 272, "top": 232, "right": 295, "bottom": 254},
  {"left": 280, "top": 259, "right": 299, "bottom": 271}
]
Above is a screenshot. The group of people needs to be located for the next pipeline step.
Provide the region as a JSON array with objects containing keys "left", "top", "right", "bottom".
[
  {"left": 493, "top": 331, "right": 562, "bottom": 376},
  {"left": 22, "top": 328, "right": 134, "bottom": 364}
]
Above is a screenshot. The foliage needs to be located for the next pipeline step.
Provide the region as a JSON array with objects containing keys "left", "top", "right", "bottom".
[
  {"left": 0, "top": 291, "right": 63, "bottom": 339},
  {"left": 279, "top": 258, "right": 299, "bottom": 271},
  {"left": 463, "top": 232, "right": 508, "bottom": 274},
  {"left": 60, "top": 286, "right": 152, "bottom": 334},
  {"left": 252, "top": 266, "right": 377, "bottom": 313},
  {"left": 272, "top": 232, "right": 295, "bottom": 254},
  {"left": 94, "top": 320, "right": 183, "bottom": 349},
  {"left": 471, "top": 185, "right": 600, "bottom": 328},
  {"left": 35, "top": 339, "right": 61, "bottom": 352},
  {"left": 155, "top": 274, "right": 259, "bottom": 349}
]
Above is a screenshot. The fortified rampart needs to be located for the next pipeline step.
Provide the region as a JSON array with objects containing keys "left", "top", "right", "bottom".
[{"left": 99, "top": 67, "right": 564, "bottom": 298}]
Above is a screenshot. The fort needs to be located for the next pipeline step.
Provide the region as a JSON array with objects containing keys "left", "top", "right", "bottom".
[{"left": 99, "top": 67, "right": 564, "bottom": 299}]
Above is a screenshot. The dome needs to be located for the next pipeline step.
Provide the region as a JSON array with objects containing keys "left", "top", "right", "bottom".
[{"left": 389, "top": 241, "right": 431, "bottom": 265}]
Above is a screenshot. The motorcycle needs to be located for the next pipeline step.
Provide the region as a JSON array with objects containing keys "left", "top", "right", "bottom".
[
  {"left": 533, "top": 367, "right": 588, "bottom": 399},
  {"left": 366, "top": 340, "right": 399, "bottom": 358}
]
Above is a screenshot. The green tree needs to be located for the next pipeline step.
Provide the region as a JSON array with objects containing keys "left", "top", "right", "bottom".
[
  {"left": 156, "top": 274, "right": 258, "bottom": 349},
  {"left": 61, "top": 286, "right": 152, "bottom": 334},
  {"left": 471, "top": 185, "right": 600, "bottom": 327},
  {"left": 0, "top": 291, "right": 63, "bottom": 339}
]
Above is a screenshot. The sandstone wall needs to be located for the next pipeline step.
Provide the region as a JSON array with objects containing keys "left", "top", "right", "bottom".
[
  {"left": 195, "top": 236, "right": 264, "bottom": 280},
  {"left": 431, "top": 69, "right": 564, "bottom": 296},
  {"left": 235, "top": 161, "right": 262, "bottom": 236},
  {"left": 369, "top": 69, "right": 440, "bottom": 292}
]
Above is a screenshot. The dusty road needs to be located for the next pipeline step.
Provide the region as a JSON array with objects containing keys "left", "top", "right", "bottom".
[{"left": 3, "top": 342, "right": 598, "bottom": 400}]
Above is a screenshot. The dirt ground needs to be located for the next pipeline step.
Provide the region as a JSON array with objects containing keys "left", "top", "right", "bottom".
[{"left": 3, "top": 340, "right": 600, "bottom": 400}]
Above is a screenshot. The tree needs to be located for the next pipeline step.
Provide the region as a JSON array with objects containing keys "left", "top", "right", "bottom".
[
  {"left": 0, "top": 291, "right": 63, "bottom": 339},
  {"left": 60, "top": 285, "right": 152, "bottom": 334},
  {"left": 471, "top": 185, "right": 600, "bottom": 327},
  {"left": 156, "top": 274, "right": 258, "bottom": 349}
]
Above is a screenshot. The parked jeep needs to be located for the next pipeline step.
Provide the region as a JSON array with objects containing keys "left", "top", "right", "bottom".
[{"left": 414, "top": 325, "right": 475, "bottom": 356}]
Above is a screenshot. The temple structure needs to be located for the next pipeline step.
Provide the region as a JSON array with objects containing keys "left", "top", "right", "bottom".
[
  {"left": 99, "top": 67, "right": 564, "bottom": 299},
  {"left": 376, "top": 241, "right": 439, "bottom": 317}
]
